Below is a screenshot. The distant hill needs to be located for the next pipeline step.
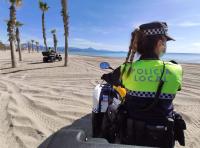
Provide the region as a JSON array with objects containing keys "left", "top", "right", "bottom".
[
  {"left": 57, "top": 47, "right": 126, "bottom": 53},
  {"left": 20, "top": 44, "right": 126, "bottom": 53}
]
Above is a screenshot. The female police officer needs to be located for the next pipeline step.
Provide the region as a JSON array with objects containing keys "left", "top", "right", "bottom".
[{"left": 102, "top": 22, "right": 185, "bottom": 147}]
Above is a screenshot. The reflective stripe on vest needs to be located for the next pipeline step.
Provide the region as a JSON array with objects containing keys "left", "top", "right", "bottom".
[
  {"left": 120, "top": 60, "right": 182, "bottom": 95},
  {"left": 127, "top": 90, "right": 175, "bottom": 100}
]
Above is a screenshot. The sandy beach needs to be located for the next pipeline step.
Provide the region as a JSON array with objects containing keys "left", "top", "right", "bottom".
[{"left": 0, "top": 50, "right": 199, "bottom": 148}]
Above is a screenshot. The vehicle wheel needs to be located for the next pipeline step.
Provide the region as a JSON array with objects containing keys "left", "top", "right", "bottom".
[
  {"left": 50, "top": 57, "right": 55, "bottom": 62},
  {"left": 43, "top": 57, "right": 47, "bottom": 63},
  {"left": 92, "top": 112, "right": 105, "bottom": 138},
  {"left": 58, "top": 56, "right": 62, "bottom": 61}
]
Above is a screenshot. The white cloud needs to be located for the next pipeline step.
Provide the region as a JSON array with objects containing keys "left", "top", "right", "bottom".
[
  {"left": 192, "top": 42, "right": 200, "bottom": 47},
  {"left": 70, "top": 38, "right": 126, "bottom": 51},
  {"left": 177, "top": 21, "right": 200, "bottom": 27}
]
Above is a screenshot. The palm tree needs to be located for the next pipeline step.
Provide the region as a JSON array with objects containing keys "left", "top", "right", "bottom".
[
  {"left": 51, "top": 29, "right": 58, "bottom": 52},
  {"left": 7, "top": 0, "right": 22, "bottom": 68},
  {"left": 31, "top": 40, "right": 34, "bottom": 52},
  {"left": 27, "top": 41, "right": 31, "bottom": 53},
  {"left": 61, "top": 0, "right": 69, "bottom": 67},
  {"left": 39, "top": 0, "right": 49, "bottom": 51},
  {"left": 35, "top": 41, "right": 39, "bottom": 52},
  {"left": 15, "top": 21, "right": 23, "bottom": 61}
]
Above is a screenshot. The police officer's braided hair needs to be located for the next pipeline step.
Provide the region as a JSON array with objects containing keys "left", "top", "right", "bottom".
[
  {"left": 121, "top": 28, "right": 164, "bottom": 80},
  {"left": 127, "top": 29, "right": 144, "bottom": 76},
  {"left": 121, "top": 28, "right": 142, "bottom": 79},
  {"left": 125, "top": 31, "right": 135, "bottom": 63},
  {"left": 125, "top": 28, "right": 141, "bottom": 62}
]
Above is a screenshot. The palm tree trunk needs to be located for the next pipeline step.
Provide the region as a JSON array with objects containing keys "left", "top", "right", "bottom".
[
  {"left": 31, "top": 42, "right": 34, "bottom": 52},
  {"left": 8, "top": 4, "right": 17, "bottom": 68},
  {"left": 61, "top": 0, "right": 69, "bottom": 67},
  {"left": 53, "top": 34, "right": 57, "bottom": 52},
  {"left": 42, "top": 12, "right": 48, "bottom": 51},
  {"left": 16, "top": 28, "right": 22, "bottom": 61},
  {"left": 37, "top": 45, "right": 39, "bottom": 52},
  {"left": 28, "top": 42, "right": 30, "bottom": 53},
  {"left": 17, "top": 41, "right": 22, "bottom": 61},
  {"left": 10, "top": 41, "right": 17, "bottom": 67}
]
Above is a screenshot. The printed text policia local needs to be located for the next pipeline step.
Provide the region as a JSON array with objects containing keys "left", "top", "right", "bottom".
[{"left": 132, "top": 68, "right": 171, "bottom": 82}]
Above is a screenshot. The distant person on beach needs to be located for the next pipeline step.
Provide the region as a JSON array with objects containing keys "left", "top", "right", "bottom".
[
  {"left": 48, "top": 47, "right": 55, "bottom": 53},
  {"left": 102, "top": 22, "right": 186, "bottom": 147},
  {"left": 48, "top": 47, "right": 52, "bottom": 52}
]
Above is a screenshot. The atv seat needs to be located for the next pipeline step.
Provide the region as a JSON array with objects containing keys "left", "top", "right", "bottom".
[{"left": 42, "top": 51, "right": 56, "bottom": 57}]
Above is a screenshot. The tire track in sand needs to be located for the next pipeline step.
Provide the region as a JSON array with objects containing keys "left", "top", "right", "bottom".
[
  {"left": 0, "top": 78, "right": 67, "bottom": 148},
  {"left": 0, "top": 75, "right": 92, "bottom": 148}
]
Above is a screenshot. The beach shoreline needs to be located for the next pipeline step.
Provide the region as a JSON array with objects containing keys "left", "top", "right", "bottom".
[{"left": 0, "top": 51, "right": 200, "bottom": 148}]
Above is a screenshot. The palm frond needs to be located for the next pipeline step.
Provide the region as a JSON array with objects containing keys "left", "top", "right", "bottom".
[
  {"left": 39, "top": 0, "right": 49, "bottom": 11},
  {"left": 9, "top": 0, "right": 22, "bottom": 7},
  {"left": 15, "top": 0, "right": 22, "bottom": 7},
  {"left": 9, "top": 0, "right": 15, "bottom": 4},
  {"left": 51, "top": 29, "right": 56, "bottom": 34},
  {"left": 16, "top": 21, "right": 23, "bottom": 27},
  {"left": 39, "top": 0, "right": 44, "bottom": 9}
]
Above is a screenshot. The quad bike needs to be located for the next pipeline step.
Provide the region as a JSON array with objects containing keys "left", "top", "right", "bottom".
[
  {"left": 43, "top": 62, "right": 152, "bottom": 148},
  {"left": 92, "top": 62, "right": 186, "bottom": 148},
  {"left": 42, "top": 51, "right": 62, "bottom": 63},
  {"left": 42, "top": 62, "right": 186, "bottom": 148}
]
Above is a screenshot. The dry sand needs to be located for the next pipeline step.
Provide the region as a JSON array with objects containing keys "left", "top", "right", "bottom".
[{"left": 0, "top": 50, "right": 199, "bottom": 148}]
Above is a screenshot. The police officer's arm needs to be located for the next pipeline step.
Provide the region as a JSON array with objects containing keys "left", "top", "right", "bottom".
[
  {"left": 101, "top": 66, "right": 121, "bottom": 86},
  {"left": 178, "top": 68, "right": 183, "bottom": 91},
  {"left": 170, "top": 60, "right": 182, "bottom": 91}
]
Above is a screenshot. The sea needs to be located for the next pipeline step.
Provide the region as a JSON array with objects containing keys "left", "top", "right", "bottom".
[
  {"left": 55, "top": 47, "right": 200, "bottom": 64},
  {"left": 58, "top": 48, "right": 200, "bottom": 64}
]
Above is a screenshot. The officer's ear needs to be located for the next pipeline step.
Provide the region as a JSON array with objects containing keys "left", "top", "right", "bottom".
[
  {"left": 155, "top": 39, "right": 163, "bottom": 54},
  {"left": 157, "top": 39, "right": 163, "bottom": 49}
]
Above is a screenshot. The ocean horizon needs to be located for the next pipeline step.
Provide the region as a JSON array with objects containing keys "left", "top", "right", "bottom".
[{"left": 57, "top": 48, "right": 200, "bottom": 64}]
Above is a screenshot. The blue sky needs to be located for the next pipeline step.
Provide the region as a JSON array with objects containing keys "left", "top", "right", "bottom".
[{"left": 0, "top": 0, "right": 200, "bottom": 53}]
